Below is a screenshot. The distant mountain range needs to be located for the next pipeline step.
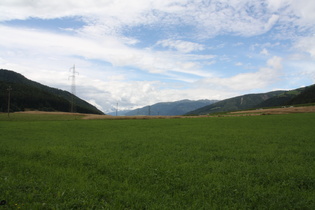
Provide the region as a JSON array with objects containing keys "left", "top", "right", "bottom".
[
  {"left": 107, "top": 110, "right": 131, "bottom": 116},
  {"left": 187, "top": 84, "right": 315, "bottom": 115},
  {"left": 121, "top": 99, "right": 218, "bottom": 116},
  {"left": 2, "top": 69, "right": 314, "bottom": 116},
  {"left": 0, "top": 69, "right": 104, "bottom": 114}
]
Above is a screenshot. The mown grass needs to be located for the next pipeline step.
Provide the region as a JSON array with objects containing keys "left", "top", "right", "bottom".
[{"left": 0, "top": 113, "right": 315, "bottom": 209}]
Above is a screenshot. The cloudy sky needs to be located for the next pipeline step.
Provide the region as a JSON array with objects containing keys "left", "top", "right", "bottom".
[{"left": 1, "top": 0, "right": 315, "bottom": 113}]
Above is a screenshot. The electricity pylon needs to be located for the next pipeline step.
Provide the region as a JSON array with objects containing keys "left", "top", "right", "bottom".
[
  {"left": 7, "top": 86, "right": 12, "bottom": 117},
  {"left": 116, "top": 102, "right": 118, "bottom": 116},
  {"left": 69, "top": 65, "right": 79, "bottom": 113}
]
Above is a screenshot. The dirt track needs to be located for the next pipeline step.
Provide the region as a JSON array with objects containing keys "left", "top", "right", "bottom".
[
  {"left": 81, "top": 114, "right": 208, "bottom": 120},
  {"left": 16, "top": 106, "right": 315, "bottom": 119},
  {"left": 230, "top": 106, "right": 315, "bottom": 115},
  {"left": 17, "top": 111, "right": 205, "bottom": 119},
  {"left": 89, "top": 106, "right": 315, "bottom": 119},
  {"left": 20, "top": 111, "right": 82, "bottom": 115}
]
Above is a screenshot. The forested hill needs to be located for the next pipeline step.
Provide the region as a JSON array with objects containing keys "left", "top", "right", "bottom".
[
  {"left": 248, "top": 85, "right": 315, "bottom": 108},
  {"left": 286, "top": 84, "right": 315, "bottom": 105},
  {"left": 186, "top": 84, "right": 315, "bottom": 115},
  {"left": 186, "top": 91, "right": 285, "bottom": 115},
  {"left": 0, "top": 69, "right": 104, "bottom": 114}
]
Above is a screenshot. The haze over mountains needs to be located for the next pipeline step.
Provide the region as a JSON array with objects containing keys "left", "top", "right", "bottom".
[{"left": 123, "top": 99, "right": 218, "bottom": 116}]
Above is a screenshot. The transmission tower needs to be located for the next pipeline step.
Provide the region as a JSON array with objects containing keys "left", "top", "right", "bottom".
[
  {"left": 69, "top": 65, "right": 79, "bottom": 113},
  {"left": 116, "top": 102, "right": 119, "bottom": 116},
  {"left": 7, "top": 86, "right": 12, "bottom": 117}
]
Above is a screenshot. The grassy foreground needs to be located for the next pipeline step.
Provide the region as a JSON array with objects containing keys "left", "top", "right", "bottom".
[{"left": 0, "top": 113, "right": 315, "bottom": 209}]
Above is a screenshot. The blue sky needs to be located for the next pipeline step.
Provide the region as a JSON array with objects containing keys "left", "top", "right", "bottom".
[{"left": 0, "top": 0, "right": 315, "bottom": 113}]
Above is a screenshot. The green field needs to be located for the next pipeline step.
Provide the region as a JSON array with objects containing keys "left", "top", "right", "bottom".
[{"left": 1, "top": 113, "right": 315, "bottom": 209}]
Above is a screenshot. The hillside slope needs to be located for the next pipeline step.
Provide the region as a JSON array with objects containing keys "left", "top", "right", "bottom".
[
  {"left": 187, "top": 91, "right": 285, "bottom": 115},
  {"left": 286, "top": 84, "right": 315, "bottom": 105},
  {"left": 124, "top": 99, "right": 218, "bottom": 116},
  {"left": 0, "top": 69, "right": 103, "bottom": 114},
  {"left": 254, "top": 88, "right": 305, "bottom": 108}
]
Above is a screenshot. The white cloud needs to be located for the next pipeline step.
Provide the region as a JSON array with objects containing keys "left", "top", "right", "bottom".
[
  {"left": 294, "top": 36, "right": 315, "bottom": 59},
  {"left": 233, "top": 42, "right": 244, "bottom": 47},
  {"left": 0, "top": 25, "right": 215, "bottom": 78},
  {"left": 198, "top": 56, "right": 283, "bottom": 92},
  {"left": 260, "top": 48, "right": 269, "bottom": 56},
  {"left": 0, "top": 25, "right": 215, "bottom": 113},
  {"left": 86, "top": 99, "right": 103, "bottom": 111},
  {"left": 189, "top": 1, "right": 282, "bottom": 37},
  {"left": 289, "top": 0, "right": 315, "bottom": 26},
  {"left": 1, "top": 0, "right": 314, "bottom": 113},
  {"left": 157, "top": 39, "right": 204, "bottom": 53},
  {"left": 1, "top": 0, "right": 311, "bottom": 38}
]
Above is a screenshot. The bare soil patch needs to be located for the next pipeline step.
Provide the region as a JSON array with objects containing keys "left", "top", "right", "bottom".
[
  {"left": 81, "top": 114, "right": 209, "bottom": 120},
  {"left": 231, "top": 106, "right": 315, "bottom": 115},
  {"left": 14, "top": 106, "right": 315, "bottom": 120},
  {"left": 19, "top": 111, "right": 84, "bottom": 115},
  {"left": 16, "top": 111, "right": 208, "bottom": 120}
]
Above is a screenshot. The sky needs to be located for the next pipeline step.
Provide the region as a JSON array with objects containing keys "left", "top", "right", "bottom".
[{"left": 0, "top": 0, "right": 315, "bottom": 113}]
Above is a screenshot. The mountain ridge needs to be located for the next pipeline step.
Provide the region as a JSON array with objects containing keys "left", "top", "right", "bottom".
[
  {"left": 2, "top": 69, "right": 314, "bottom": 116},
  {"left": 123, "top": 99, "right": 218, "bottom": 116},
  {"left": 187, "top": 84, "right": 315, "bottom": 115},
  {"left": 0, "top": 69, "right": 104, "bottom": 114},
  {"left": 186, "top": 91, "right": 286, "bottom": 115}
]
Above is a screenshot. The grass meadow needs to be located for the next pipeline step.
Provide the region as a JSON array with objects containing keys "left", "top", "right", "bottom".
[{"left": 0, "top": 113, "right": 315, "bottom": 209}]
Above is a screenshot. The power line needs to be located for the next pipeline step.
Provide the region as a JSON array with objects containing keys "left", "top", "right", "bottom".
[
  {"left": 7, "top": 86, "right": 12, "bottom": 117},
  {"left": 116, "top": 102, "right": 118, "bottom": 116},
  {"left": 69, "top": 65, "right": 79, "bottom": 113}
]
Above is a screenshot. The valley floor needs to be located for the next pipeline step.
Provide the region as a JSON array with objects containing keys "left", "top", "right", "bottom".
[{"left": 1, "top": 112, "right": 314, "bottom": 209}]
